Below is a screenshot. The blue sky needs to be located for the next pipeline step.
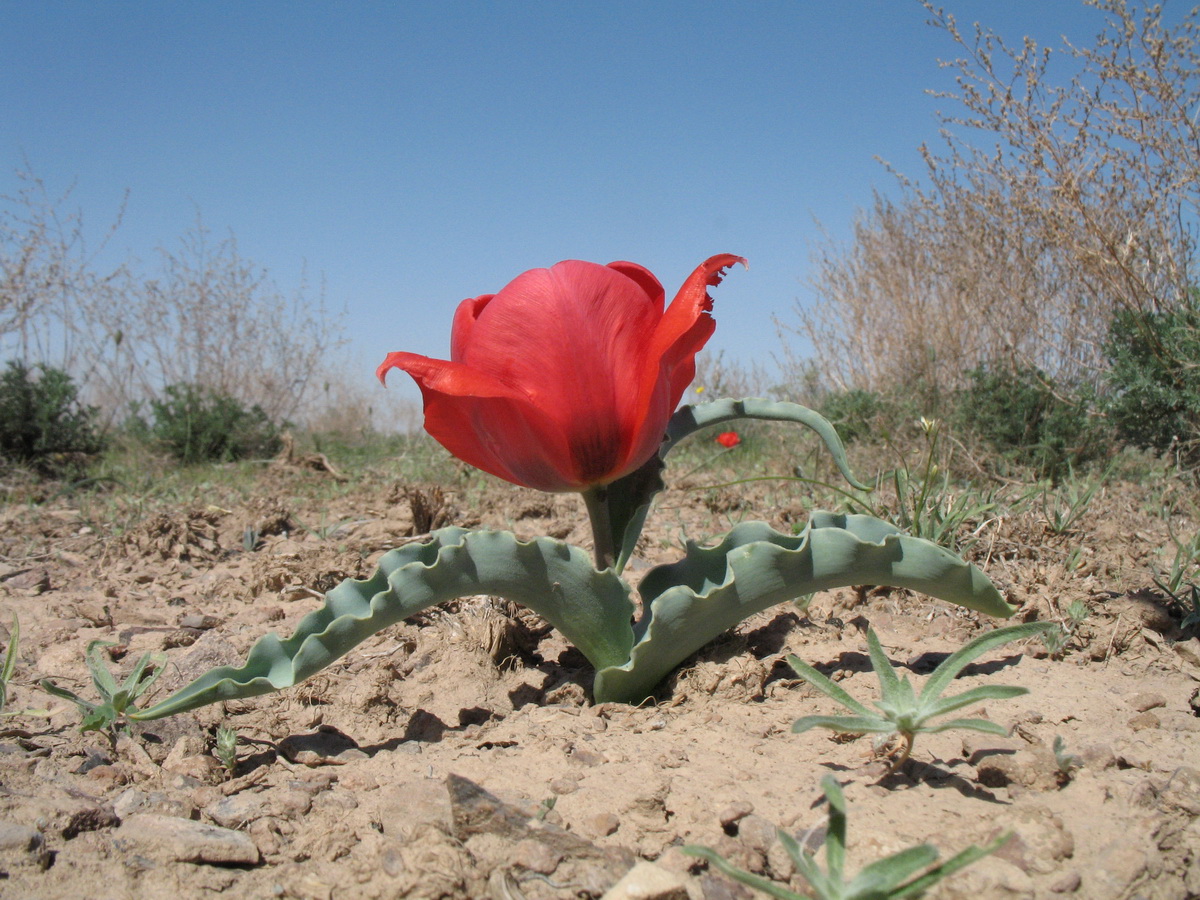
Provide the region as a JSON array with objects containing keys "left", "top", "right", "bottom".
[{"left": 3, "top": 1, "right": 1106, "bottom": 403}]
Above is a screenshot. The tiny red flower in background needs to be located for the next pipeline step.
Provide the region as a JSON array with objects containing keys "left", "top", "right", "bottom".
[
  {"left": 716, "top": 431, "right": 740, "bottom": 448},
  {"left": 378, "top": 254, "right": 746, "bottom": 493}
]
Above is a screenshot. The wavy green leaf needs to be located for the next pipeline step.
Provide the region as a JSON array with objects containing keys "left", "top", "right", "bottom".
[
  {"left": 133, "top": 512, "right": 1010, "bottom": 718},
  {"left": 592, "top": 512, "right": 1012, "bottom": 703},
  {"left": 132, "top": 528, "right": 636, "bottom": 720}
]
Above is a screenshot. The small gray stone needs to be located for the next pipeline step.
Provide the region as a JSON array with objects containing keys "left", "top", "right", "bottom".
[
  {"left": 1127, "top": 711, "right": 1160, "bottom": 731},
  {"left": 1174, "top": 638, "right": 1200, "bottom": 667},
  {"left": 1127, "top": 691, "right": 1166, "bottom": 712},
  {"left": 976, "top": 746, "right": 1061, "bottom": 791},
  {"left": 549, "top": 777, "right": 580, "bottom": 795},
  {"left": 113, "top": 813, "right": 260, "bottom": 865},
  {"left": 736, "top": 815, "right": 777, "bottom": 855},
  {"left": 1049, "top": 870, "right": 1082, "bottom": 893},
  {"left": 206, "top": 794, "right": 269, "bottom": 829},
  {"left": 278, "top": 725, "right": 368, "bottom": 766},
  {"left": 513, "top": 838, "right": 561, "bottom": 874},
  {"left": 0, "top": 821, "right": 51, "bottom": 869}
]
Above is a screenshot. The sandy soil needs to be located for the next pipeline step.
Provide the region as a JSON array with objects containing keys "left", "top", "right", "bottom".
[{"left": 0, "top": 461, "right": 1198, "bottom": 899}]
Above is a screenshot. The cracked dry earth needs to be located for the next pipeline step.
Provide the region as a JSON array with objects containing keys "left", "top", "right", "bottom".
[{"left": 0, "top": 463, "right": 1199, "bottom": 900}]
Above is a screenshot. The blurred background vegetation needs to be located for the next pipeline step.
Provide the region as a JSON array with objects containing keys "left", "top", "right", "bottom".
[{"left": 1, "top": 0, "right": 1197, "bottom": 494}]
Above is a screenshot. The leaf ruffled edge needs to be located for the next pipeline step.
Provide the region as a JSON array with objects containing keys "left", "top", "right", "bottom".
[
  {"left": 592, "top": 513, "right": 1013, "bottom": 703},
  {"left": 132, "top": 527, "right": 636, "bottom": 720}
]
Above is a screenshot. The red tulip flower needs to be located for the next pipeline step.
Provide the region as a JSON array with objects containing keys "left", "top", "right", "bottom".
[
  {"left": 716, "top": 431, "right": 740, "bottom": 449},
  {"left": 378, "top": 254, "right": 745, "bottom": 493}
]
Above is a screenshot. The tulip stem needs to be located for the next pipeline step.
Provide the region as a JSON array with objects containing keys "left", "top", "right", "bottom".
[{"left": 581, "top": 487, "right": 617, "bottom": 572}]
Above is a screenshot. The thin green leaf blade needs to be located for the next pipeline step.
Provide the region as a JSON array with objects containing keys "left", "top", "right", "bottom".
[
  {"left": 891, "top": 833, "right": 1010, "bottom": 899},
  {"left": 84, "top": 641, "right": 120, "bottom": 698},
  {"left": 792, "top": 714, "right": 895, "bottom": 735},
  {"left": 865, "top": 629, "right": 902, "bottom": 702},
  {"left": 787, "top": 654, "right": 875, "bottom": 717},
  {"left": 918, "top": 623, "right": 1055, "bottom": 706},
  {"left": 820, "top": 775, "right": 848, "bottom": 884},
  {"left": 846, "top": 844, "right": 940, "bottom": 896},
  {"left": 922, "top": 684, "right": 1028, "bottom": 719}
]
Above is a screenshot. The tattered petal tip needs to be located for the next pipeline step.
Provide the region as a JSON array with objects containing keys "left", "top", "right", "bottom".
[{"left": 702, "top": 254, "right": 748, "bottom": 288}]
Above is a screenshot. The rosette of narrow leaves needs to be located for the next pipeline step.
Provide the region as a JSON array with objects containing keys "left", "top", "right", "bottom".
[
  {"left": 41, "top": 641, "right": 166, "bottom": 740},
  {"left": 684, "top": 775, "right": 1007, "bottom": 900},
  {"left": 789, "top": 622, "right": 1056, "bottom": 771}
]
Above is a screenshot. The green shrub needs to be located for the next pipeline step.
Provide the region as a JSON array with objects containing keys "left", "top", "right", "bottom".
[
  {"left": 132, "top": 383, "right": 282, "bottom": 464},
  {"left": 952, "top": 366, "right": 1106, "bottom": 480},
  {"left": 0, "top": 360, "right": 105, "bottom": 475},
  {"left": 818, "top": 388, "right": 887, "bottom": 444},
  {"left": 1104, "top": 292, "right": 1200, "bottom": 467}
]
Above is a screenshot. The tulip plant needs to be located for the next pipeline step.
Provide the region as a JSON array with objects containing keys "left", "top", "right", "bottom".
[{"left": 131, "top": 255, "right": 1013, "bottom": 721}]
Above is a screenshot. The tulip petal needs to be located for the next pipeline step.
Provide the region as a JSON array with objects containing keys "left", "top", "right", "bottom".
[
  {"left": 378, "top": 351, "right": 585, "bottom": 491},
  {"left": 605, "top": 261, "right": 665, "bottom": 315},
  {"left": 656, "top": 254, "right": 747, "bottom": 402},
  {"left": 616, "top": 255, "right": 747, "bottom": 476},
  {"left": 456, "top": 261, "right": 666, "bottom": 485},
  {"left": 450, "top": 294, "right": 494, "bottom": 361}
]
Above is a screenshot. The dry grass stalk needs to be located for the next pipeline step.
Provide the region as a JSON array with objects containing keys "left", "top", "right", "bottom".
[{"left": 789, "top": 1, "right": 1198, "bottom": 394}]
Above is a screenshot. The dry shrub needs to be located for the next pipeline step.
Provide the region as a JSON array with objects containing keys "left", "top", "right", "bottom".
[
  {"left": 296, "top": 364, "right": 422, "bottom": 437},
  {"left": 88, "top": 219, "right": 340, "bottom": 425},
  {"left": 788, "top": 1, "right": 1199, "bottom": 394},
  {"left": 692, "top": 350, "right": 773, "bottom": 399},
  {"left": 0, "top": 174, "right": 343, "bottom": 428},
  {"left": 0, "top": 170, "right": 125, "bottom": 369}
]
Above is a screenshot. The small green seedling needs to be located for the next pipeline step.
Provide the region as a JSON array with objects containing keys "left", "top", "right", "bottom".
[
  {"left": 788, "top": 622, "right": 1056, "bottom": 772},
  {"left": 214, "top": 725, "right": 239, "bottom": 778},
  {"left": 1041, "top": 600, "right": 1089, "bottom": 659},
  {"left": 684, "top": 775, "right": 1007, "bottom": 899},
  {"left": 0, "top": 615, "right": 19, "bottom": 713},
  {"left": 41, "top": 641, "right": 166, "bottom": 742},
  {"left": 1052, "top": 735, "right": 1082, "bottom": 783},
  {"left": 1154, "top": 578, "right": 1200, "bottom": 634}
]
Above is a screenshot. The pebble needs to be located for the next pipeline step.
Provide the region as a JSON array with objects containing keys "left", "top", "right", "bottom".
[
  {"left": 278, "top": 726, "right": 368, "bottom": 766},
  {"left": 1079, "top": 743, "right": 1117, "bottom": 770},
  {"left": 1127, "top": 691, "right": 1167, "bottom": 712},
  {"left": 976, "top": 746, "right": 1061, "bottom": 791},
  {"left": 113, "top": 787, "right": 195, "bottom": 820},
  {"left": 1049, "top": 870, "right": 1082, "bottom": 893},
  {"left": 0, "top": 821, "right": 51, "bottom": 870},
  {"left": 571, "top": 747, "right": 608, "bottom": 767},
  {"left": 600, "top": 860, "right": 689, "bottom": 900},
  {"left": 717, "top": 800, "right": 754, "bottom": 830},
  {"left": 206, "top": 793, "right": 269, "bottom": 829},
  {"left": 113, "top": 813, "right": 260, "bottom": 865},
  {"left": 549, "top": 777, "right": 580, "bottom": 795},
  {"left": 1174, "top": 638, "right": 1200, "bottom": 668},
  {"left": 584, "top": 813, "right": 620, "bottom": 837},
  {"left": 735, "top": 814, "right": 777, "bottom": 856},
  {"left": 1161, "top": 765, "right": 1200, "bottom": 816},
  {"left": 512, "top": 838, "right": 561, "bottom": 874},
  {"left": 1127, "top": 711, "right": 1160, "bottom": 731}
]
